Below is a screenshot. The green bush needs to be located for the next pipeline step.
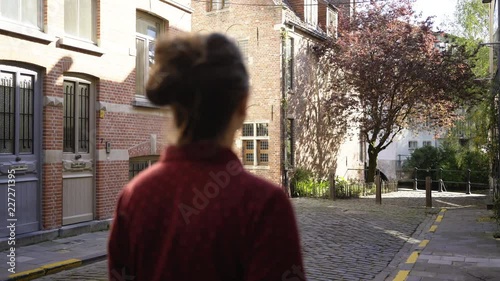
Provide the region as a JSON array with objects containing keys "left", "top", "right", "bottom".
[
  {"left": 290, "top": 167, "right": 329, "bottom": 198},
  {"left": 403, "top": 143, "right": 489, "bottom": 187}
]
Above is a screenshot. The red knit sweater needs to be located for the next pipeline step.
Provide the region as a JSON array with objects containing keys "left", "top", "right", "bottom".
[{"left": 108, "top": 142, "right": 305, "bottom": 281}]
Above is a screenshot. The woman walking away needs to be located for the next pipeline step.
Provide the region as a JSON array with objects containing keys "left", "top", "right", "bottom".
[{"left": 108, "top": 32, "right": 305, "bottom": 281}]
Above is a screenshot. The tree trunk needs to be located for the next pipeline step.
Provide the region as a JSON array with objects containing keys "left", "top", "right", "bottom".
[{"left": 367, "top": 145, "right": 378, "bottom": 183}]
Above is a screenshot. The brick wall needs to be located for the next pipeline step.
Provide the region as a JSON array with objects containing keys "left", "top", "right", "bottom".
[
  {"left": 0, "top": 0, "right": 190, "bottom": 234},
  {"left": 192, "top": 0, "right": 285, "bottom": 186}
]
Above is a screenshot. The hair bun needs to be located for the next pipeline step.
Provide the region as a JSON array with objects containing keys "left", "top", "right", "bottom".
[{"left": 146, "top": 34, "right": 205, "bottom": 106}]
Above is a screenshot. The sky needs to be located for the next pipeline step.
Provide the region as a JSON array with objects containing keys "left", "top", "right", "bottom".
[{"left": 413, "top": 0, "right": 457, "bottom": 32}]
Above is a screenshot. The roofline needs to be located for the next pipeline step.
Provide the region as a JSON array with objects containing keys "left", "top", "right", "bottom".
[{"left": 284, "top": 20, "right": 328, "bottom": 41}]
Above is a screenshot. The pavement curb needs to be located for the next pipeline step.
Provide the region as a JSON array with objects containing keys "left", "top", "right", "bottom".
[
  {"left": 373, "top": 208, "right": 438, "bottom": 281},
  {"left": 3, "top": 253, "right": 107, "bottom": 281}
]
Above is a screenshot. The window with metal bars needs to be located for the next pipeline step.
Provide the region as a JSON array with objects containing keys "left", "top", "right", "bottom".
[
  {"left": 129, "top": 156, "right": 159, "bottom": 179},
  {"left": 241, "top": 122, "right": 270, "bottom": 166},
  {"left": 63, "top": 80, "right": 90, "bottom": 153},
  {"left": 0, "top": 71, "right": 35, "bottom": 155}
]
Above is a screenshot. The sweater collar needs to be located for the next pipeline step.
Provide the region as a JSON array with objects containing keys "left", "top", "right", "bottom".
[{"left": 161, "top": 141, "right": 241, "bottom": 165}]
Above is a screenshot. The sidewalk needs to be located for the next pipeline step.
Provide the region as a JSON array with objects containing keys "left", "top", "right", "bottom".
[
  {"left": 0, "top": 231, "right": 108, "bottom": 281},
  {"left": 392, "top": 207, "right": 500, "bottom": 281}
]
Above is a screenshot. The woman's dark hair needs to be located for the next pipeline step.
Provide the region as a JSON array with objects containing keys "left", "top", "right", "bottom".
[{"left": 146, "top": 32, "right": 249, "bottom": 145}]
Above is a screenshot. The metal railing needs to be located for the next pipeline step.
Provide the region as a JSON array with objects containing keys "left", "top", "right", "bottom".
[{"left": 406, "top": 167, "right": 489, "bottom": 194}]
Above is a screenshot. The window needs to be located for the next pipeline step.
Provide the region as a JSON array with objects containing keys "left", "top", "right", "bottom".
[
  {"left": 208, "top": 0, "right": 228, "bottom": 11},
  {"left": 423, "top": 141, "right": 432, "bottom": 147},
  {"left": 129, "top": 156, "right": 159, "bottom": 179},
  {"left": 285, "top": 119, "right": 295, "bottom": 169},
  {"left": 136, "top": 11, "right": 163, "bottom": 96},
  {"left": 64, "top": 0, "right": 96, "bottom": 42},
  {"left": 0, "top": 0, "right": 43, "bottom": 29},
  {"left": 0, "top": 69, "right": 36, "bottom": 155},
  {"left": 63, "top": 79, "right": 91, "bottom": 153},
  {"left": 304, "top": 0, "right": 318, "bottom": 26},
  {"left": 242, "top": 123, "right": 269, "bottom": 166},
  {"left": 236, "top": 39, "right": 249, "bottom": 62},
  {"left": 326, "top": 8, "right": 338, "bottom": 37},
  {"left": 284, "top": 37, "right": 294, "bottom": 91},
  {"left": 408, "top": 141, "right": 418, "bottom": 151}
]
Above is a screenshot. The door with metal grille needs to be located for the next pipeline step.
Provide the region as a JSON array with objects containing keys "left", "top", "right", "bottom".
[
  {"left": 0, "top": 66, "right": 41, "bottom": 237},
  {"left": 62, "top": 78, "right": 95, "bottom": 225}
]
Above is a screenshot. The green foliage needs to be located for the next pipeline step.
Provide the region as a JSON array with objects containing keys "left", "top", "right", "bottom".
[
  {"left": 403, "top": 145, "right": 442, "bottom": 171},
  {"left": 403, "top": 142, "right": 489, "bottom": 186},
  {"left": 334, "top": 176, "right": 363, "bottom": 199},
  {"left": 291, "top": 168, "right": 329, "bottom": 198}
]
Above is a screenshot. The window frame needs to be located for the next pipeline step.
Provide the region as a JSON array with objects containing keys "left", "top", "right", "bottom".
[
  {"left": 241, "top": 122, "right": 270, "bottom": 167},
  {"left": 129, "top": 155, "right": 159, "bottom": 179},
  {"left": 408, "top": 140, "right": 418, "bottom": 151},
  {"left": 207, "top": 0, "right": 228, "bottom": 12},
  {"left": 0, "top": 0, "right": 44, "bottom": 30},
  {"left": 236, "top": 38, "right": 249, "bottom": 63},
  {"left": 284, "top": 36, "right": 294, "bottom": 92},
  {"left": 304, "top": 0, "right": 318, "bottom": 26},
  {"left": 423, "top": 141, "right": 432, "bottom": 147},
  {"left": 63, "top": 77, "right": 93, "bottom": 154},
  {"left": 326, "top": 7, "right": 338, "bottom": 37},
  {"left": 135, "top": 11, "right": 165, "bottom": 97},
  {"left": 64, "top": 0, "right": 97, "bottom": 43}
]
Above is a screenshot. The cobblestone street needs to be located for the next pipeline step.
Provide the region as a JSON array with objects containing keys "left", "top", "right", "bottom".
[{"left": 35, "top": 189, "right": 489, "bottom": 281}]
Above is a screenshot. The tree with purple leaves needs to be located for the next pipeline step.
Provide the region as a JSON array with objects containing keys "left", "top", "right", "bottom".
[{"left": 315, "top": 0, "right": 482, "bottom": 182}]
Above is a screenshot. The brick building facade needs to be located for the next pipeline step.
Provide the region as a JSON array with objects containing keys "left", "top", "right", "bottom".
[
  {"left": 192, "top": 0, "right": 362, "bottom": 191},
  {"left": 0, "top": 0, "right": 191, "bottom": 238}
]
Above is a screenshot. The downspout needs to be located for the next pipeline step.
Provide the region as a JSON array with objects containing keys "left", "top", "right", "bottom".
[{"left": 281, "top": 27, "right": 290, "bottom": 196}]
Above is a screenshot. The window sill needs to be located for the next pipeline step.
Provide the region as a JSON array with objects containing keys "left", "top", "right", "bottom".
[
  {"left": 244, "top": 165, "right": 270, "bottom": 170},
  {"left": 132, "top": 96, "right": 161, "bottom": 108},
  {"left": 56, "top": 37, "right": 104, "bottom": 56},
  {"left": 0, "top": 20, "right": 54, "bottom": 44},
  {"left": 206, "top": 7, "right": 231, "bottom": 15}
]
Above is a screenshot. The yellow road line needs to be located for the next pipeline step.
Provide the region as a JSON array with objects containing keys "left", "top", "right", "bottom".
[
  {"left": 419, "top": 239, "right": 429, "bottom": 248},
  {"left": 8, "top": 258, "right": 82, "bottom": 281},
  {"left": 406, "top": 251, "right": 419, "bottom": 264},
  {"left": 436, "top": 215, "right": 443, "bottom": 222},
  {"left": 429, "top": 225, "right": 438, "bottom": 232},
  {"left": 441, "top": 208, "right": 447, "bottom": 213},
  {"left": 393, "top": 270, "right": 410, "bottom": 281}
]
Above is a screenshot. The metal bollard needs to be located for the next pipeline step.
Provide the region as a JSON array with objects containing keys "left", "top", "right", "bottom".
[
  {"left": 375, "top": 174, "right": 382, "bottom": 204},
  {"left": 414, "top": 167, "right": 418, "bottom": 190},
  {"left": 426, "top": 176, "right": 432, "bottom": 208},
  {"left": 466, "top": 169, "right": 471, "bottom": 195},
  {"left": 438, "top": 168, "right": 443, "bottom": 192}
]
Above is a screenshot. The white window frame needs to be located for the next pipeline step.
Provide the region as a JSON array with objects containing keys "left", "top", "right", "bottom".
[
  {"left": 0, "top": 0, "right": 43, "bottom": 30},
  {"left": 423, "top": 141, "right": 432, "bottom": 147},
  {"left": 64, "top": 0, "right": 97, "bottom": 43},
  {"left": 241, "top": 122, "right": 270, "bottom": 167},
  {"left": 304, "top": 0, "right": 318, "bottom": 26},
  {"left": 408, "top": 141, "right": 418, "bottom": 151},
  {"left": 135, "top": 11, "right": 164, "bottom": 97},
  {"left": 326, "top": 7, "right": 338, "bottom": 37}
]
